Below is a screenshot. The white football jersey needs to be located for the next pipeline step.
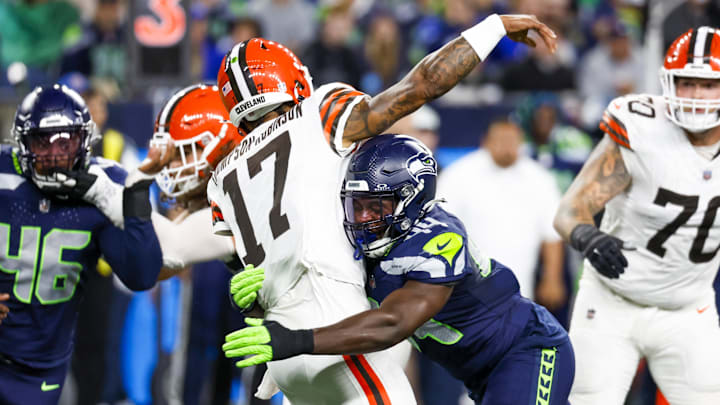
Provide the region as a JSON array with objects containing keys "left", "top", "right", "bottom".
[
  {"left": 207, "top": 83, "right": 369, "bottom": 309},
  {"left": 595, "top": 93, "right": 720, "bottom": 309}
]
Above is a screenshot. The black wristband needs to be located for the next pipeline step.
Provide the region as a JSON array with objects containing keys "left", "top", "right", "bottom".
[
  {"left": 266, "top": 321, "right": 314, "bottom": 360},
  {"left": 123, "top": 179, "right": 153, "bottom": 220},
  {"left": 569, "top": 224, "right": 602, "bottom": 253}
]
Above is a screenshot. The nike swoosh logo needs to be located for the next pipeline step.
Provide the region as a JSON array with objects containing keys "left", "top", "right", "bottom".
[
  {"left": 697, "top": 305, "right": 711, "bottom": 314},
  {"left": 41, "top": 381, "right": 60, "bottom": 392},
  {"left": 613, "top": 102, "right": 621, "bottom": 110},
  {"left": 436, "top": 239, "right": 451, "bottom": 251}
]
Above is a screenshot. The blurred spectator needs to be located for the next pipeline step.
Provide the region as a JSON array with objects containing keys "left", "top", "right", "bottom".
[
  {"left": 514, "top": 93, "right": 593, "bottom": 193},
  {"left": 85, "top": 88, "right": 140, "bottom": 168},
  {"left": 579, "top": 20, "right": 644, "bottom": 129},
  {"left": 0, "top": 0, "right": 80, "bottom": 86},
  {"left": 662, "top": 0, "right": 720, "bottom": 51},
  {"left": 500, "top": 32, "right": 576, "bottom": 92},
  {"left": 189, "top": 3, "right": 212, "bottom": 81},
  {"left": 409, "top": 0, "right": 481, "bottom": 58},
  {"left": 228, "top": 16, "right": 263, "bottom": 44},
  {"left": 214, "top": 17, "right": 264, "bottom": 72},
  {"left": 247, "top": 0, "right": 316, "bottom": 55},
  {"left": 361, "top": 12, "right": 408, "bottom": 94},
  {"left": 438, "top": 119, "right": 565, "bottom": 310},
  {"left": 303, "top": 9, "right": 363, "bottom": 88},
  {"left": 60, "top": 0, "right": 126, "bottom": 89}
]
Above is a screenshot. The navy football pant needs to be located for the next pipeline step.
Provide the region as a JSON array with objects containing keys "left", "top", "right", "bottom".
[
  {"left": 470, "top": 340, "right": 575, "bottom": 405},
  {"left": 0, "top": 355, "right": 68, "bottom": 405}
]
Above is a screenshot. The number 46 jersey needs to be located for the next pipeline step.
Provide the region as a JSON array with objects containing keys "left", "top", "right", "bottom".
[
  {"left": 207, "top": 83, "right": 368, "bottom": 310},
  {"left": 598, "top": 94, "right": 720, "bottom": 309}
]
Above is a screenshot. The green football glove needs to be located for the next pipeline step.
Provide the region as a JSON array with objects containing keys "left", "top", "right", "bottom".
[
  {"left": 223, "top": 317, "right": 314, "bottom": 368},
  {"left": 230, "top": 265, "right": 265, "bottom": 311}
]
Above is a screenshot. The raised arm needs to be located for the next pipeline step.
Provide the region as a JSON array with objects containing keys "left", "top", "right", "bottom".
[
  {"left": 342, "top": 14, "right": 557, "bottom": 145},
  {"left": 553, "top": 136, "right": 633, "bottom": 279}
]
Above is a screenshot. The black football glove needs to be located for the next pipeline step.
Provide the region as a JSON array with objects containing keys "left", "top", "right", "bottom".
[{"left": 570, "top": 224, "right": 635, "bottom": 279}]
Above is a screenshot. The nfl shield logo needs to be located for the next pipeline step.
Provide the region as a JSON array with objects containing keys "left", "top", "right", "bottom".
[
  {"left": 39, "top": 198, "right": 50, "bottom": 213},
  {"left": 703, "top": 170, "right": 712, "bottom": 181},
  {"left": 586, "top": 309, "right": 595, "bottom": 320}
]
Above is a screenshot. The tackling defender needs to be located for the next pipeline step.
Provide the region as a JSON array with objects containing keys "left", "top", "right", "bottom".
[{"left": 222, "top": 135, "right": 575, "bottom": 405}]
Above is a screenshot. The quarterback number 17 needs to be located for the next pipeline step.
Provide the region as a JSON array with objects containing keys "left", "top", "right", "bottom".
[{"left": 223, "top": 131, "right": 292, "bottom": 266}]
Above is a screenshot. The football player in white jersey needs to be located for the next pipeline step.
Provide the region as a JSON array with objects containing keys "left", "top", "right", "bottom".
[
  {"left": 144, "top": 83, "right": 244, "bottom": 276},
  {"left": 554, "top": 26, "right": 720, "bottom": 405},
  {"left": 210, "top": 13, "right": 557, "bottom": 405}
]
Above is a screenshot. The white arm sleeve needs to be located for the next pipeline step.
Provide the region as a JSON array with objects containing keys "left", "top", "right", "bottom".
[{"left": 152, "top": 207, "right": 236, "bottom": 269}]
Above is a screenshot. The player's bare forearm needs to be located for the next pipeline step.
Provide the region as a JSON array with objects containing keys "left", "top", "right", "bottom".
[
  {"left": 343, "top": 37, "right": 480, "bottom": 143},
  {"left": 312, "top": 281, "right": 452, "bottom": 354},
  {"left": 342, "top": 15, "right": 557, "bottom": 145},
  {"left": 554, "top": 136, "right": 631, "bottom": 240}
]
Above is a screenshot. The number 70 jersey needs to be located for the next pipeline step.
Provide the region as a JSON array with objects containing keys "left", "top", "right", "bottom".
[
  {"left": 206, "top": 83, "right": 368, "bottom": 309},
  {"left": 598, "top": 94, "right": 720, "bottom": 309}
]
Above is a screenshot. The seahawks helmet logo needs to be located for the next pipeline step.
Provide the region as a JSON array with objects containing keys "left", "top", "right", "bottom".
[{"left": 406, "top": 152, "right": 437, "bottom": 182}]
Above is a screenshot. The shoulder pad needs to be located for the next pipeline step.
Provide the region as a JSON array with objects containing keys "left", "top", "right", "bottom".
[
  {"left": 599, "top": 94, "right": 660, "bottom": 151},
  {"left": 422, "top": 232, "right": 464, "bottom": 267}
]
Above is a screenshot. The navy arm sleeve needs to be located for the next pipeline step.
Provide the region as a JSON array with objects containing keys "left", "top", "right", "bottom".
[
  {"left": 94, "top": 160, "right": 162, "bottom": 290},
  {"left": 97, "top": 216, "right": 162, "bottom": 290}
]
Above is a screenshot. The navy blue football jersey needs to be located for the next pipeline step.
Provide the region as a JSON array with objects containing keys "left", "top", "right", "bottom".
[
  {"left": 366, "top": 204, "right": 568, "bottom": 385},
  {"left": 0, "top": 145, "right": 162, "bottom": 369}
]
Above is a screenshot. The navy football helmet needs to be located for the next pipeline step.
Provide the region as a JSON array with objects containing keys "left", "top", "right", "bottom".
[
  {"left": 341, "top": 134, "right": 438, "bottom": 258},
  {"left": 12, "top": 85, "right": 96, "bottom": 192}
]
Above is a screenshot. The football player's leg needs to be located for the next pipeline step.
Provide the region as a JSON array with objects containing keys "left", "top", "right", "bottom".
[
  {"left": 568, "top": 274, "right": 641, "bottom": 405},
  {"left": 0, "top": 358, "right": 67, "bottom": 405},
  {"left": 264, "top": 270, "right": 416, "bottom": 405},
  {"left": 646, "top": 290, "right": 720, "bottom": 405},
  {"left": 476, "top": 340, "right": 574, "bottom": 405}
]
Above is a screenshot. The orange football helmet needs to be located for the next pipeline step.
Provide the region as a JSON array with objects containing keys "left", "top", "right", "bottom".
[
  {"left": 660, "top": 26, "right": 720, "bottom": 132},
  {"left": 151, "top": 83, "right": 244, "bottom": 198},
  {"left": 217, "top": 38, "right": 313, "bottom": 127}
]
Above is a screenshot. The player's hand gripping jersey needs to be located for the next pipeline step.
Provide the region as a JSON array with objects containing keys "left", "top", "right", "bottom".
[
  {"left": 207, "top": 83, "right": 368, "bottom": 309},
  {"left": 598, "top": 94, "right": 720, "bottom": 308}
]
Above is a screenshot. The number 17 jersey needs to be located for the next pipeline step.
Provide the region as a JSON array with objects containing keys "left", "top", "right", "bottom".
[
  {"left": 598, "top": 94, "right": 720, "bottom": 309},
  {"left": 207, "top": 83, "right": 368, "bottom": 309}
]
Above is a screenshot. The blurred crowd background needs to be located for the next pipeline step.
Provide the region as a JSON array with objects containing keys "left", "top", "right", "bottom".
[{"left": 1, "top": 0, "right": 717, "bottom": 404}]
